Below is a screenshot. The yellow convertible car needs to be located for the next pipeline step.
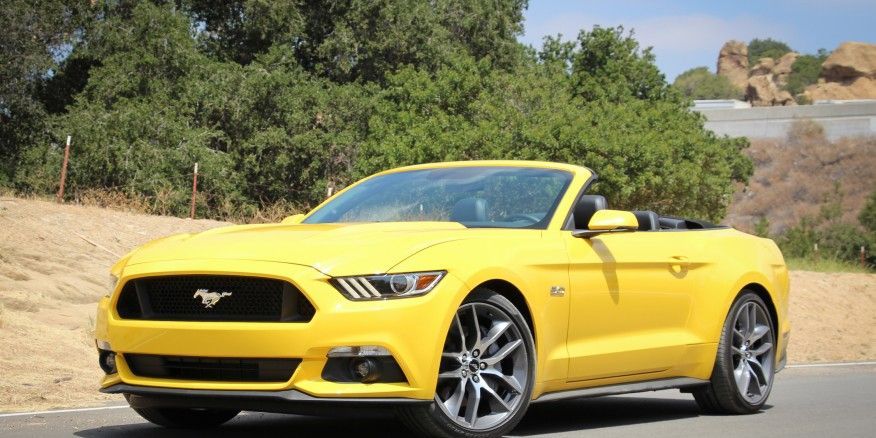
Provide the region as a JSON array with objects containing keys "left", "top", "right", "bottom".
[{"left": 94, "top": 161, "right": 789, "bottom": 437}]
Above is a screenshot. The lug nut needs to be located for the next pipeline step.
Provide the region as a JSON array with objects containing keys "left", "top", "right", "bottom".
[
  {"left": 472, "top": 349, "right": 480, "bottom": 358},
  {"left": 473, "top": 375, "right": 480, "bottom": 382},
  {"left": 480, "top": 362, "right": 487, "bottom": 370},
  {"left": 462, "top": 369, "right": 468, "bottom": 377}
]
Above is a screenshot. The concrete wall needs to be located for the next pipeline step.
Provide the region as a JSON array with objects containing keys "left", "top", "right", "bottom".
[{"left": 693, "top": 101, "right": 876, "bottom": 140}]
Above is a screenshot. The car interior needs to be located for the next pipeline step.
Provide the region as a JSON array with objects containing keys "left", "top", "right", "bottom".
[{"left": 569, "top": 194, "right": 723, "bottom": 231}]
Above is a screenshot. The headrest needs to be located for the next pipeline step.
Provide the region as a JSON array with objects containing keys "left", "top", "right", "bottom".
[
  {"left": 573, "top": 195, "right": 607, "bottom": 229},
  {"left": 632, "top": 210, "right": 659, "bottom": 231},
  {"left": 450, "top": 197, "right": 488, "bottom": 223}
]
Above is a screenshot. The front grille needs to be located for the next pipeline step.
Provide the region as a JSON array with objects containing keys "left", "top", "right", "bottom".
[
  {"left": 116, "top": 275, "right": 315, "bottom": 322},
  {"left": 126, "top": 354, "right": 300, "bottom": 382}
]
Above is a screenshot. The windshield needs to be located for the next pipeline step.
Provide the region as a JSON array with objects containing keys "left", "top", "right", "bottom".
[{"left": 304, "top": 167, "right": 572, "bottom": 229}]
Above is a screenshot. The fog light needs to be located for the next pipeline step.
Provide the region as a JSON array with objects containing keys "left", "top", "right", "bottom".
[
  {"left": 99, "top": 350, "right": 117, "bottom": 375},
  {"left": 350, "top": 357, "right": 381, "bottom": 383}
]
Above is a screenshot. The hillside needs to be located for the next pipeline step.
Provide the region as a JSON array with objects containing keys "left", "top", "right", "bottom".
[
  {"left": 0, "top": 196, "right": 874, "bottom": 412},
  {"left": 725, "top": 127, "right": 876, "bottom": 235},
  {"left": 0, "top": 196, "right": 228, "bottom": 411}
]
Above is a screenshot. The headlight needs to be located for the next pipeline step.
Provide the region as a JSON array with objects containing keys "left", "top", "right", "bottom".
[{"left": 331, "top": 271, "right": 445, "bottom": 300}]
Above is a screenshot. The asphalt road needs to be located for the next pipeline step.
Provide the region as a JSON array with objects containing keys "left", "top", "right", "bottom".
[{"left": 1, "top": 364, "right": 874, "bottom": 437}]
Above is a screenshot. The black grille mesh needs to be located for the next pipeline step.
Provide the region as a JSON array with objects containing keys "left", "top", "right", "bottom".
[
  {"left": 116, "top": 275, "right": 314, "bottom": 322},
  {"left": 126, "top": 354, "right": 300, "bottom": 382}
]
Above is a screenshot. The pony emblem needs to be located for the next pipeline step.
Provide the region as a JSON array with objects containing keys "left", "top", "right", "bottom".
[{"left": 193, "top": 288, "right": 232, "bottom": 308}]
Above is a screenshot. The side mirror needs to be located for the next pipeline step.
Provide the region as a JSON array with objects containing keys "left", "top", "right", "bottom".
[
  {"left": 281, "top": 213, "right": 305, "bottom": 225},
  {"left": 573, "top": 210, "right": 638, "bottom": 238}
]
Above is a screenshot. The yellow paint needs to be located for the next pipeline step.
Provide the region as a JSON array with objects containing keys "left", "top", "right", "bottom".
[
  {"left": 587, "top": 210, "right": 639, "bottom": 230},
  {"left": 95, "top": 160, "right": 790, "bottom": 402}
]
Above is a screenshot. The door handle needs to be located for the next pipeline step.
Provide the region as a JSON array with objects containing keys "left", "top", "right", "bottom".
[{"left": 670, "top": 256, "right": 690, "bottom": 267}]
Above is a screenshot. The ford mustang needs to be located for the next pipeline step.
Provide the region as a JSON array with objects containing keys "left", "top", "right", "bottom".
[{"left": 94, "top": 161, "right": 790, "bottom": 437}]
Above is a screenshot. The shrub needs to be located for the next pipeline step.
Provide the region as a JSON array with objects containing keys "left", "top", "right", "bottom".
[
  {"left": 748, "top": 38, "right": 792, "bottom": 64},
  {"left": 786, "top": 50, "right": 829, "bottom": 98},
  {"left": 860, "top": 190, "right": 876, "bottom": 233},
  {"left": 673, "top": 67, "right": 743, "bottom": 100}
]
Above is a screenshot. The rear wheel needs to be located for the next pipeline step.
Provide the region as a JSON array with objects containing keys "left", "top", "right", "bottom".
[
  {"left": 399, "top": 289, "right": 535, "bottom": 438},
  {"left": 126, "top": 396, "right": 239, "bottom": 429},
  {"left": 694, "top": 291, "right": 776, "bottom": 414}
]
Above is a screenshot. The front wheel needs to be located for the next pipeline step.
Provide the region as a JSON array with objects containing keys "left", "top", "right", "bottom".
[
  {"left": 399, "top": 289, "right": 536, "bottom": 438},
  {"left": 693, "top": 291, "right": 776, "bottom": 414}
]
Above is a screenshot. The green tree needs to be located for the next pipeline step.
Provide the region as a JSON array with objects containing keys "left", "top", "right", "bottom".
[
  {"left": 568, "top": 26, "right": 670, "bottom": 103},
  {"left": 359, "top": 28, "right": 752, "bottom": 221},
  {"left": 673, "top": 67, "right": 743, "bottom": 100},
  {"left": 10, "top": 4, "right": 752, "bottom": 223},
  {"left": 748, "top": 38, "right": 792, "bottom": 64},
  {"left": 0, "top": 0, "right": 91, "bottom": 185}
]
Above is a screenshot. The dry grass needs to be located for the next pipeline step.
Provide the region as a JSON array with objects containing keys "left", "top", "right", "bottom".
[
  {"left": 725, "top": 121, "right": 876, "bottom": 235},
  {"left": 74, "top": 188, "right": 152, "bottom": 214},
  {"left": 786, "top": 257, "right": 873, "bottom": 274},
  {"left": 0, "top": 196, "right": 229, "bottom": 412},
  {"left": 71, "top": 187, "right": 305, "bottom": 224}
]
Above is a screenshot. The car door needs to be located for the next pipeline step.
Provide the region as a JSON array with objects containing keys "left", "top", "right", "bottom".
[{"left": 563, "top": 229, "right": 697, "bottom": 381}]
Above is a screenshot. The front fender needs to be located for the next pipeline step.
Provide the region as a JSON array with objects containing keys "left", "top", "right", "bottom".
[{"left": 390, "top": 232, "right": 571, "bottom": 394}]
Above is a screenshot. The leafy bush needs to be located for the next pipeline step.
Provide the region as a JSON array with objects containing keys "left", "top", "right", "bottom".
[
  {"left": 859, "top": 190, "right": 876, "bottom": 233},
  {"left": 786, "top": 50, "right": 829, "bottom": 98},
  {"left": 776, "top": 184, "right": 875, "bottom": 270},
  {"left": 673, "top": 67, "right": 743, "bottom": 100},
  {"left": 748, "top": 38, "right": 792, "bottom": 64}
]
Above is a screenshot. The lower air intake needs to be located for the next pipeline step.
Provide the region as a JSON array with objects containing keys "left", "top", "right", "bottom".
[{"left": 126, "top": 354, "right": 300, "bottom": 382}]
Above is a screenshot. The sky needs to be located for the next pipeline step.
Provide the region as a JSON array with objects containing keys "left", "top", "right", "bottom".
[{"left": 519, "top": 0, "right": 876, "bottom": 81}]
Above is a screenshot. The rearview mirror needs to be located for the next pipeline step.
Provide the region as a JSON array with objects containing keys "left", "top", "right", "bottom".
[
  {"left": 281, "top": 213, "right": 305, "bottom": 225},
  {"left": 573, "top": 210, "right": 638, "bottom": 238}
]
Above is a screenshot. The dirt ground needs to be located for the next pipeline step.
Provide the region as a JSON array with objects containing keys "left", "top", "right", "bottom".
[{"left": 0, "top": 197, "right": 873, "bottom": 412}]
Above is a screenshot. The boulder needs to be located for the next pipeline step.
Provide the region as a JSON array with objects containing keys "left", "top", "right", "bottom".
[
  {"left": 717, "top": 40, "right": 749, "bottom": 90},
  {"left": 821, "top": 41, "right": 876, "bottom": 81},
  {"left": 747, "top": 75, "right": 796, "bottom": 107},
  {"left": 750, "top": 57, "right": 776, "bottom": 76},
  {"left": 804, "top": 76, "right": 876, "bottom": 101},
  {"left": 773, "top": 52, "right": 800, "bottom": 87}
]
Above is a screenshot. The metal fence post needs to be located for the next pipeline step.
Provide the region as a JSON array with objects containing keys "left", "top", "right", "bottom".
[
  {"left": 190, "top": 162, "right": 199, "bottom": 219},
  {"left": 56, "top": 135, "right": 72, "bottom": 203}
]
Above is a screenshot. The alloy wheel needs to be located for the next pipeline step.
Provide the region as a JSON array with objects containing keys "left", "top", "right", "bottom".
[
  {"left": 731, "top": 300, "right": 774, "bottom": 404},
  {"left": 435, "top": 302, "right": 529, "bottom": 430}
]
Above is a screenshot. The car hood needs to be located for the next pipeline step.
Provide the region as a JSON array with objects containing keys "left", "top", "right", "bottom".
[{"left": 125, "top": 222, "right": 471, "bottom": 276}]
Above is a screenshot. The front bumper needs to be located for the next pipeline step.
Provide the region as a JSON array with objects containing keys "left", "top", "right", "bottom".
[
  {"left": 104, "top": 383, "right": 429, "bottom": 415},
  {"left": 95, "top": 259, "right": 464, "bottom": 401}
]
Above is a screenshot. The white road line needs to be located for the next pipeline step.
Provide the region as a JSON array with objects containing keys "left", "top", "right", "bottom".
[
  {"left": 786, "top": 361, "right": 876, "bottom": 368},
  {"left": 0, "top": 405, "right": 129, "bottom": 419}
]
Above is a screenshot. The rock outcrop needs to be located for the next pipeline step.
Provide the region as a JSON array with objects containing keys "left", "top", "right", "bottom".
[
  {"left": 746, "top": 74, "right": 795, "bottom": 106},
  {"left": 717, "top": 40, "right": 749, "bottom": 90},
  {"left": 821, "top": 42, "right": 876, "bottom": 81},
  {"left": 773, "top": 52, "right": 800, "bottom": 87},
  {"left": 804, "top": 41, "right": 876, "bottom": 101},
  {"left": 746, "top": 56, "right": 796, "bottom": 106},
  {"left": 749, "top": 57, "right": 776, "bottom": 76}
]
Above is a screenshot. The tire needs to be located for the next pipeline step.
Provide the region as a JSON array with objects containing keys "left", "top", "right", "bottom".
[
  {"left": 399, "top": 289, "right": 536, "bottom": 438},
  {"left": 126, "top": 395, "right": 239, "bottom": 429},
  {"left": 693, "top": 290, "right": 776, "bottom": 414}
]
